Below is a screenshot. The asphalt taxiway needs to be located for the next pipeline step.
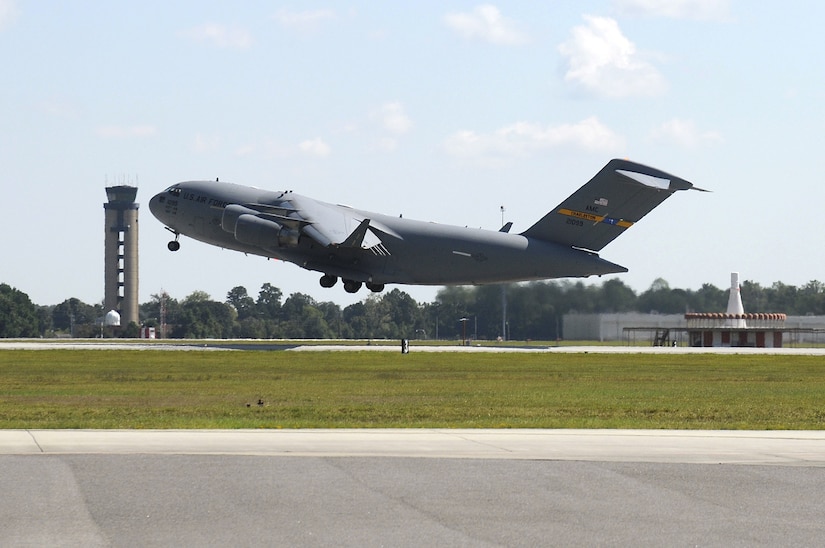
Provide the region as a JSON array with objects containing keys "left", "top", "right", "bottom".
[{"left": 2, "top": 429, "right": 825, "bottom": 546}]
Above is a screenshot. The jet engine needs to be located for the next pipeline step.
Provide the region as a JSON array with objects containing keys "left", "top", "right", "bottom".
[
  {"left": 221, "top": 204, "right": 258, "bottom": 233},
  {"left": 229, "top": 210, "right": 300, "bottom": 248}
]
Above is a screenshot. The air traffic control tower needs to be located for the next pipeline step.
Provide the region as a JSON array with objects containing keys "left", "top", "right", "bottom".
[{"left": 104, "top": 185, "right": 139, "bottom": 327}]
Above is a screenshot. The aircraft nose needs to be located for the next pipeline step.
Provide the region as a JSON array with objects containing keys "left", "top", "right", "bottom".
[{"left": 148, "top": 192, "right": 165, "bottom": 221}]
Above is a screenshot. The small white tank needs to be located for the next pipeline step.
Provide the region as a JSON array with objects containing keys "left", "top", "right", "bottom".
[{"left": 104, "top": 309, "right": 121, "bottom": 327}]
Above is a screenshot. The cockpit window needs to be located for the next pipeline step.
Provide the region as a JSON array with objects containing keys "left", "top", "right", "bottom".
[{"left": 164, "top": 186, "right": 181, "bottom": 197}]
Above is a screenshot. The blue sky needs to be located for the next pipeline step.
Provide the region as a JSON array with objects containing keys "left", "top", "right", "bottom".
[{"left": 2, "top": 1, "right": 824, "bottom": 309}]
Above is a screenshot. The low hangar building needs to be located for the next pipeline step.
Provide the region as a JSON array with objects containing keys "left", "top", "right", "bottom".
[{"left": 684, "top": 312, "right": 787, "bottom": 348}]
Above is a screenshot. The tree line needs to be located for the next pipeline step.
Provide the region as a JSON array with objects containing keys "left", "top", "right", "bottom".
[{"left": 3, "top": 278, "right": 825, "bottom": 340}]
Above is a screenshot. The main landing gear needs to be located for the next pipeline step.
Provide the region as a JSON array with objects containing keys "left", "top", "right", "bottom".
[
  {"left": 165, "top": 228, "right": 180, "bottom": 251},
  {"left": 343, "top": 279, "right": 362, "bottom": 293},
  {"left": 319, "top": 275, "right": 385, "bottom": 293}
]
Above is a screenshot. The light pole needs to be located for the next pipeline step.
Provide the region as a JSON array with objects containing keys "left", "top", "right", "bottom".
[
  {"left": 500, "top": 205, "right": 507, "bottom": 342},
  {"left": 501, "top": 285, "right": 507, "bottom": 341},
  {"left": 459, "top": 317, "right": 469, "bottom": 346},
  {"left": 433, "top": 302, "right": 440, "bottom": 340}
]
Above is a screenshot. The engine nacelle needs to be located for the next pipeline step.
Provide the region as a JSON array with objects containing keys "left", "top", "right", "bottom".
[
  {"left": 234, "top": 214, "right": 299, "bottom": 248},
  {"left": 277, "top": 226, "right": 300, "bottom": 247},
  {"left": 221, "top": 204, "right": 258, "bottom": 233}
]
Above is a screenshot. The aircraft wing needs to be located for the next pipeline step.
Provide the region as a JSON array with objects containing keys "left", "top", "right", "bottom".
[
  {"left": 521, "top": 159, "right": 701, "bottom": 252},
  {"left": 283, "top": 194, "right": 388, "bottom": 253}
]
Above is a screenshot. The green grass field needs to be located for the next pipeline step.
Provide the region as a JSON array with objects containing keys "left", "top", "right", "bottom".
[{"left": 1, "top": 349, "right": 824, "bottom": 429}]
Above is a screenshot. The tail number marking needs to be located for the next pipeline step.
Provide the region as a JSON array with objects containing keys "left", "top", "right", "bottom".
[{"left": 557, "top": 208, "right": 634, "bottom": 229}]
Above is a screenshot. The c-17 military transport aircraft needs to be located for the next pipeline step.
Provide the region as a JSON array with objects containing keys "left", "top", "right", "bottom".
[{"left": 149, "top": 159, "right": 701, "bottom": 294}]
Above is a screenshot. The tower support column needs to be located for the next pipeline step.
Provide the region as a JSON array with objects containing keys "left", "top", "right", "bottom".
[{"left": 104, "top": 186, "right": 139, "bottom": 327}]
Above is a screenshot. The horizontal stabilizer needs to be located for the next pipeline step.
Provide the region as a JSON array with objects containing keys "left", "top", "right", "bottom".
[{"left": 521, "top": 159, "right": 699, "bottom": 252}]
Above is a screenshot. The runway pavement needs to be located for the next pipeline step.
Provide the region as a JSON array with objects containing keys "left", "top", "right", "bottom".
[
  {"left": 3, "top": 429, "right": 825, "bottom": 546},
  {"left": 4, "top": 339, "right": 825, "bottom": 354}
]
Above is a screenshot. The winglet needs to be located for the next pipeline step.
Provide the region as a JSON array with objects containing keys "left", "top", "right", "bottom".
[
  {"left": 340, "top": 218, "right": 372, "bottom": 248},
  {"left": 499, "top": 222, "right": 513, "bottom": 233}
]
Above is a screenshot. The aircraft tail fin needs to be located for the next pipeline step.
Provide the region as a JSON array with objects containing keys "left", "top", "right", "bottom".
[{"left": 521, "top": 159, "right": 702, "bottom": 252}]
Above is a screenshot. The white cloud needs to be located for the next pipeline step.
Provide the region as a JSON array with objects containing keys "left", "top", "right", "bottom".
[
  {"left": 444, "top": 4, "right": 527, "bottom": 45},
  {"left": 0, "top": 0, "right": 19, "bottom": 31},
  {"left": 558, "top": 15, "right": 666, "bottom": 98},
  {"left": 650, "top": 118, "right": 723, "bottom": 147},
  {"left": 192, "top": 133, "right": 221, "bottom": 153},
  {"left": 273, "top": 9, "right": 335, "bottom": 32},
  {"left": 96, "top": 125, "right": 157, "bottom": 139},
  {"left": 443, "top": 116, "right": 624, "bottom": 162},
  {"left": 191, "top": 133, "right": 331, "bottom": 158},
  {"left": 37, "top": 98, "right": 79, "bottom": 119},
  {"left": 298, "top": 138, "right": 331, "bottom": 157},
  {"left": 614, "top": 0, "right": 731, "bottom": 21},
  {"left": 370, "top": 137, "right": 398, "bottom": 152},
  {"left": 180, "top": 23, "right": 252, "bottom": 49},
  {"left": 372, "top": 102, "right": 412, "bottom": 135},
  {"left": 368, "top": 102, "right": 413, "bottom": 151},
  {"left": 234, "top": 142, "right": 258, "bottom": 157}
]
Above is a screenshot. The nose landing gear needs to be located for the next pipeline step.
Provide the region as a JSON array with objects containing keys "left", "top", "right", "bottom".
[{"left": 165, "top": 228, "right": 180, "bottom": 251}]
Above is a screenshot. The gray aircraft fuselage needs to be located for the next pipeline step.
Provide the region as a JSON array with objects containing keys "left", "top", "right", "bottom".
[{"left": 149, "top": 159, "right": 698, "bottom": 293}]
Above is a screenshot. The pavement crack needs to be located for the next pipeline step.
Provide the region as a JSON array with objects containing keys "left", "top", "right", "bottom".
[{"left": 26, "top": 430, "right": 45, "bottom": 453}]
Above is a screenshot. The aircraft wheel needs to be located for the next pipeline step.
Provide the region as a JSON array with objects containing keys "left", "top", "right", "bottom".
[
  {"left": 343, "top": 279, "right": 362, "bottom": 293},
  {"left": 320, "top": 274, "right": 337, "bottom": 288},
  {"left": 167, "top": 240, "right": 180, "bottom": 252},
  {"left": 366, "top": 282, "right": 384, "bottom": 293}
]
